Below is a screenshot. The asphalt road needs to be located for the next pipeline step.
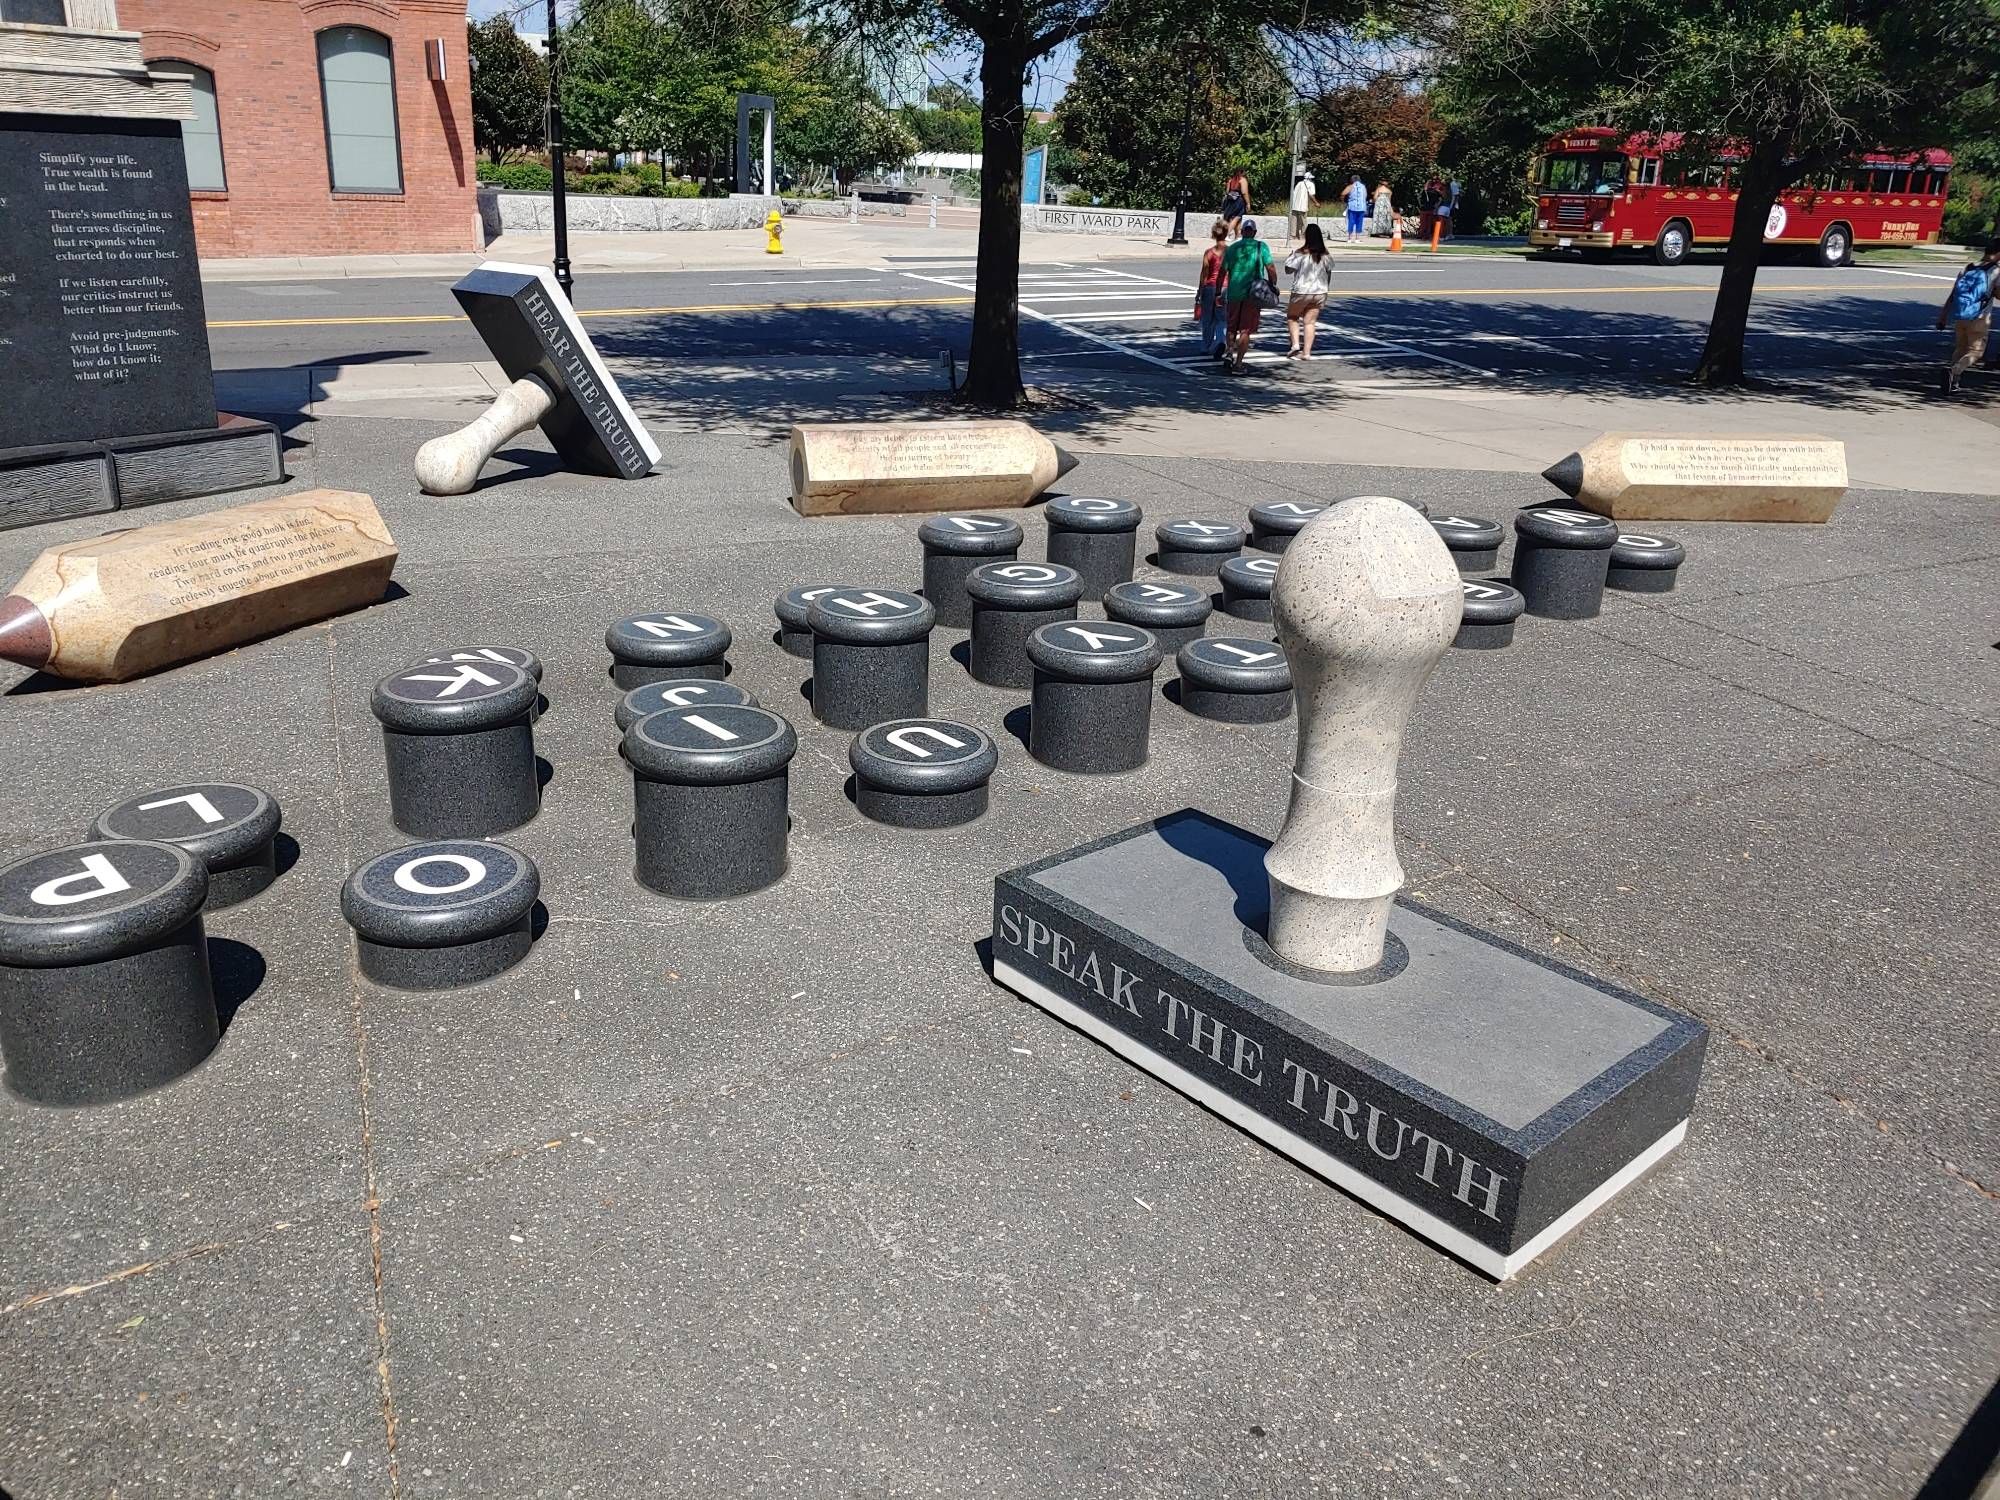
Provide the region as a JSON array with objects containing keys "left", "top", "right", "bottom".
[{"left": 200, "top": 248, "right": 1963, "bottom": 392}]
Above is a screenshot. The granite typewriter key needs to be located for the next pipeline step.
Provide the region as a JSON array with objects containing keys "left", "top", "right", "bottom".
[
  {"left": 624, "top": 705, "right": 799, "bottom": 900},
  {"left": 1248, "top": 499, "right": 1326, "bottom": 554},
  {"left": 373, "top": 661, "right": 540, "bottom": 838},
  {"left": 849, "top": 718, "right": 999, "bottom": 828},
  {"left": 0, "top": 840, "right": 216, "bottom": 1106},
  {"left": 1154, "top": 519, "right": 1247, "bottom": 575},
  {"left": 808, "top": 588, "right": 937, "bottom": 730},
  {"left": 1509, "top": 506, "right": 1619, "bottom": 619},
  {"left": 1045, "top": 495, "right": 1142, "bottom": 599},
  {"left": 91, "top": 782, "right": 282, "bottom": 911},
  {"left": 919, "top": 514, "right": 1023, "bottom": 627},
  {"left": 775, "top": 586, "right": 842, "bottom": 659},
  {"left": 1429, "top": 514, "right": 1504, "bottom": 574},
  {"left": 1605, "top": 532, "right": 1687, "bottom": 593},
  {"left": 1454, "top": 578, "right": 1525, "bottom": 649},
  {"left": 1026, "top": 620, "right": 1163, "bottom": 774},
  {"left": 605, "top": 612, "right": 731, "bottom": 688},
  {"left": 341, "top": 840, "right": 540, "bottom": 990},
  {"left": 964, "top": 562, "right": 1084, "bottom": 689},
  {"left": 615, "top": 679, "right": 755, "bottom": 734},
  {"left": 1103, "top": 579, "right": 1212, "bottom": 657},
  {"left": 1217, "top": 554, "right": 1280, "bottom": 622},
  {"left": 1176, "top": 637, "right": 1293, "bottom": 722},
  {"left": 422, "top": 645, "right": 545, "bottom": 719}
]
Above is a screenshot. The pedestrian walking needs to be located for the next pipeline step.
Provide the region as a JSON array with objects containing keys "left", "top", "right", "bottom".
[
  {"left": 1289, "top": 170, "right": 1318, "bottom": 242},
  {"left": 1936, "top": 239, "right": 2000, "bottom": 395},
  {"left": 1436, "top": 178, "right": 1459, "bottom": 239},
  {"left": 1371, "top": 181, "right": 1394, "bottom": 237},
  {"left": 1221, "top": 169, "right": 1250, "bottom": 240},
  {"left": 1344, "top": 174, "right": 1369, "bottom": 241},
  {"left": 1285, "top": 222, "right": 1332, "bottom": 360},
  {"left": 1194, "top": 217, "right": 1230, "bottom": 359},
  {"left": 1418, "top": 177, "right": 1444, "bottom": 239},
  {"left": 1222, "top": 216, "right": 1278, "bottom": 374}
]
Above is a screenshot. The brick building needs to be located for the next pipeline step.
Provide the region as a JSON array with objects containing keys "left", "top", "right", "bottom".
[{"left": 121, "top": 0, "right": 474, "bottom": 258}]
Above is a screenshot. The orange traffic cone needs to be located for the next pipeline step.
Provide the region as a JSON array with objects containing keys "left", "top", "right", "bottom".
[{"left": 1389, "top": 219, "right": 1403, "bottom": 252}]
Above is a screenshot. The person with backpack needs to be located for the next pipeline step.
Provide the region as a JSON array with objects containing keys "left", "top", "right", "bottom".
[
  {"left": 1193, "top": 217, "right": 1230, "bottom": 359},
  {"left": 1222, "top": 217, "right": 1279, "bottom": 374},
  {"left": 1936, "top": 239, "right": 2000, "bottom": 395},
  {"left": 1285, "top": 222, "right": 1333, "bottom": 360}
]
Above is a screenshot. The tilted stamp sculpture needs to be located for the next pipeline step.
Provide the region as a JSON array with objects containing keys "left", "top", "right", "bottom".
[
  {"left": 414, "top": 262, "right": 661, "bottom": 495},
  {"left": 992, "top": 495, "right": 1708, "bottom": 1280}
]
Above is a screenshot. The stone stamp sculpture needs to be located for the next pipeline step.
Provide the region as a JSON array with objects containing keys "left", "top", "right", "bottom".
[
  {"left": 787, "top": 420, "right": 1077, "bottom": 516},
  {"left": 414, "top": 262, "right": 661, "bottom": 495},
  {"left": 1265, "top": 496, "right": 1460, "bottom": 975},
  {"left": 990, "top": 495, "right": 1709, "bottom": 1280},
  {"left": 1543, "top": 432, "right": 1846, "bottom": 523},
  {"left": 0, "top": 489, "right": 397, "bottom": 682}
]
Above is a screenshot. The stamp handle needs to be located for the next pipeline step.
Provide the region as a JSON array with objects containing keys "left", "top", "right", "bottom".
[{"left": 415, "top": 375, "right": 556, "bottom": 496}]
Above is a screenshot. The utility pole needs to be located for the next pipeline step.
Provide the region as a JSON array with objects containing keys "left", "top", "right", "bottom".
[
  {"left": 546, "top": 0, "right": 572, "bottom": 297},
  {"left": 1166, "top": 49, "right": 1194, "bottom": 247}
]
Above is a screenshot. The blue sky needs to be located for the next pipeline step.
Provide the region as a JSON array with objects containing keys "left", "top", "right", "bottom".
[{"left": 466, "top": 0, "right": 1075, "bottom": 107}]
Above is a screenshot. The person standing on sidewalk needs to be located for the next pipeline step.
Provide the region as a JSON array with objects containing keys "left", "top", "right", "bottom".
[
  {"left": 1371, "top": 180, "right": 1395, "bottom": 237},
  {"left": 1289, "top": 170, "right": 1318, "bottom": 242},
  {"left": 1222, "top": 217, "right": 1278, "bottom": 374},
  {"left": 1344, "top": 174, "right": 1368, "bottom": 241},
  {"left": 1285, "top": 222, "right": 1332, "bottom": 360},
  {"left": 1194, "top": 217, "right": 1231, "bottom": 359},
  {"left": 1936, "top": 239, "right": 2000, "bottom": 395}
]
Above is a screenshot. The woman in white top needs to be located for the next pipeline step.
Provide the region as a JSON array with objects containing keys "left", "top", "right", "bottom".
[{"left": 1284, "top": 222, "right": 1333, "bottom": 360}]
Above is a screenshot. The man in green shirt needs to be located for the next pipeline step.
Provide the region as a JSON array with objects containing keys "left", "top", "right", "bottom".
[{"left": 1221, "top": 218, "right": 1277, "bottom": 373}]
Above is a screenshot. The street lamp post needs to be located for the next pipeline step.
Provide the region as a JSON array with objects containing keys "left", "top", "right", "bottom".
[
  {"left": 546, "top": 0, "right": 573, "bottom": 298},
  {"left": 1166, "top": 51, "right": 1194, "bottom": 247}
]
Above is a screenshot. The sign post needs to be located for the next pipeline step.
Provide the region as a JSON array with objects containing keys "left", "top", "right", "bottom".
[{"left": 1023, "top": 146, "right": 1047, "bottom": 214}]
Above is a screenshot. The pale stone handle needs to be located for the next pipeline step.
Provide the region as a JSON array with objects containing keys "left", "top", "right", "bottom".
[
  {"left": 1264, "top": 495, "right": 1461, "bottom": 973},
  {"left": 414, "top": 375, "right": 556, "bottom": 495}
]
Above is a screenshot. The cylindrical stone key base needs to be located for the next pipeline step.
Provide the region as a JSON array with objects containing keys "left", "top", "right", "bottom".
[
  {"left": 1248, "top": 500, "right": 1329, "bottom": 554},
  {"left": 1511, "top": 540, "right": 1610, "bottom": 619},
  {"left": 1048, "top": 529, "right": 1136, "bottom": 601},
  {"left": 971, "top": 604, "right": 1072, "bottom": 689},
  {"left": 1181, "top": 683, "right": 1293, "bottom": 722},
  {"left": 1453, "top": 620, "right": 1518, "bottom": 650},
  {"left": 635, "top": 775, "right": 789, "bottom": 899},
  {"left": 205, "top": 852, "right": 278, "bottom": 910},
  {"left": 91, "top": 782, "right": 283, "bottom": 914},
  {"left": 357, "top": 918, "right": 531, "bottom": 991},
  {"left": 813, "top": 637, "right": 929, "bottom": 730},
  {"left": 606, "top": 613, "right": 732, "bottom": 688},
  {"left": 919, "top": 516, "right": 1023, "bottom": 627},
  {"left": 856, "top": 782, "right": 989, "bottom": 829},
  {"left": 614, "top": 659, "right": 725, "bottom": 690},
  {"left": 1030, "top": 674, "right": 1154, "bottom": 773},
  {"left": 778, "top": 623, "right": 812, "bottom": 657},
  {"left": 1605, "top": 533, "right": 1686, "bottom": 594},
  {"left": 381, "top": 725, "right": 539, "bottom": 838},
  {"left": 0, "top": 921, "right": 217, "bottom": 1107},
  {"left": 923, "top": 553, "right": 988, "bottom": 628},
  {"left": 1606, "top": 564, "right": 1674, "bottom": 593}
]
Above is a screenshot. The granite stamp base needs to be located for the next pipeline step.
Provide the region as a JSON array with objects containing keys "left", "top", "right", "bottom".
[
  {"left": 0, "top": 416, "right": 283, "bottom": 533},
  {"left": 991, "top": 810, "right": 1707, "bottom": 1280}
]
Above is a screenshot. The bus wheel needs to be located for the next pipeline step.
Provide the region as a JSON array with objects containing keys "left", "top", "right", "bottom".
[
  {"left": 1653, "top": 221, "right": 1691, "bottom": 267},
  {"left": 1817, "top": 224, "right": 1853, "bottom": 267}
]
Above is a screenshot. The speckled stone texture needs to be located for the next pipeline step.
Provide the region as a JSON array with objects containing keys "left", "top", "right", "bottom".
[
  {"left": 1606, "top": 531, "right": 1688, "bottom": 593},
  {"left": 848, "top": 718, "right": 999, "bottom": 828},
  {"left": 614, "top": 679, "right": 755, "bottom": 734},
  {"left": 807, "top": 589, "right": 936, "bottom": 731},
  {"left": 1267, "top": 496, "right": 1460, "bottom": 975},
  {"left": 624, "top": 705, "right": 798, "bottom": 899},
  {"left": 1102, "top": 579, "right": 1212, "bottom": 658},
  {"left": 90, "top": 782, "right": 282, "bottom": 911},
  {"left": 1510, "top": 506, "right": 1619, "bottom": 619},
  {"left": 1153, "top": 519, "right": 1247, "bottom": 576},
  {"left": 1430, "top": 514, "right": 1504, "bottom": 574},
  {"left": 1026, "top": 621, "right": 1163, "bottom": 775},
  {"left": 773, "top": 586, "right": 843, "bottom": 659},
  {"left": 1175, "top": 636, "right": 1293, "bottom": 722},
  {"left": 341, "top": 840, "right": 540, "bottom": 991},
  {"left": 1455, "top": 578, "right": 1526, "bottom": 650},
  {"left": 1346, "top": 493, "right": 1431, "bottom": 518},
  {"left": 371, "top": 661, "right": 541, "bottom": 838},
  {"left": 1045, "top": 496, "right": 1142, "bottom": 599},
  {"left": 919, "top": 515, "right": 1023, "bottom": 628},
  {"left": 964, "top": 562, "right": 1084, "bottom": 689},
  {"left": 0, "top": 839, "right": 216, "bottom": 1105},
  {"left": 605, "top": 612, "right": 733, "bottom": 688},
  {"left": 1248, "top": 499, "right": 1328, "bottom": 553},
  {"left": 1218, "top": 554, "right": 1281, "bottom": 622},
  {"left": 421, "top": 646, "right": 548, "bottom": 721}
]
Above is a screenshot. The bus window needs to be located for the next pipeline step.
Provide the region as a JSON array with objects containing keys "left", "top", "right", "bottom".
[
  {"left": 1541, "top": 153, "right": 1625, "bottom": 193},
  {"left": 1637, "top": 157, "right": 1661, "bottom": 186}
]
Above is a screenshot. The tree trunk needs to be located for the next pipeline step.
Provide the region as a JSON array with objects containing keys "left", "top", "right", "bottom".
[
  {"left": 1688, "top": 145, "right": 1788, "bottom": 386},
  {"left": 964, "top": 41, "right": 1029, "bottom": 407}
]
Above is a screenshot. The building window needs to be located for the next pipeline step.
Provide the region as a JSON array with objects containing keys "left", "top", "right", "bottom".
[
  {"left": 0, "top": 0, "right": 70, "bottom": 24},
  {"left": 151, "top": 60, "right": 225, "bottom": 191},
  {"left": 317, "top": 25, "right": 402, "bottom": 194}
]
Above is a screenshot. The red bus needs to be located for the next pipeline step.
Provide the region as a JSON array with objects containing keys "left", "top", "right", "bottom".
[{"left": 1526, "top": 126, "right": 1950, "bottom": 267}]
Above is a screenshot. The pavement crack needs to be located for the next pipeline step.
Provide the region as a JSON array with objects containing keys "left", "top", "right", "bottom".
[{"left": 0, "top": 1239, "right": 233, "bottom": 1318}]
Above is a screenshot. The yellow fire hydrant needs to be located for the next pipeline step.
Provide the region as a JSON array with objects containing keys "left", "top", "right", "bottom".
[{"left": 764, "top": 209, "right": 783, "bottom": 255}]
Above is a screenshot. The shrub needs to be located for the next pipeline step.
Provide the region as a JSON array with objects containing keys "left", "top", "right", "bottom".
[{"left": 477, "top": 160, "right": 553, "bottom": 191}]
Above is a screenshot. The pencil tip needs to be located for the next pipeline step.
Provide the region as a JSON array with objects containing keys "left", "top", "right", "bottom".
[{"left": 0, "top": 594, "right": 51, "bottom": 671}]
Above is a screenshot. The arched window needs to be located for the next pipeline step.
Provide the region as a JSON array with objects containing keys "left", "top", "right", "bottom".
[
  {"left": 316, "top": 25, "right": 402, "bottom": 194},
  {"left": 151, "top": 60, "right": 225, "bottom": 191}
]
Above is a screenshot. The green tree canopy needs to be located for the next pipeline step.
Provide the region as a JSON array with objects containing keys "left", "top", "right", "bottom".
[
  {"left": 468, "top": 16, "right": 550, "bottom": 162},
  {"left": 1303, "top": 78, "right": 1444, "bottom": 209}
]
